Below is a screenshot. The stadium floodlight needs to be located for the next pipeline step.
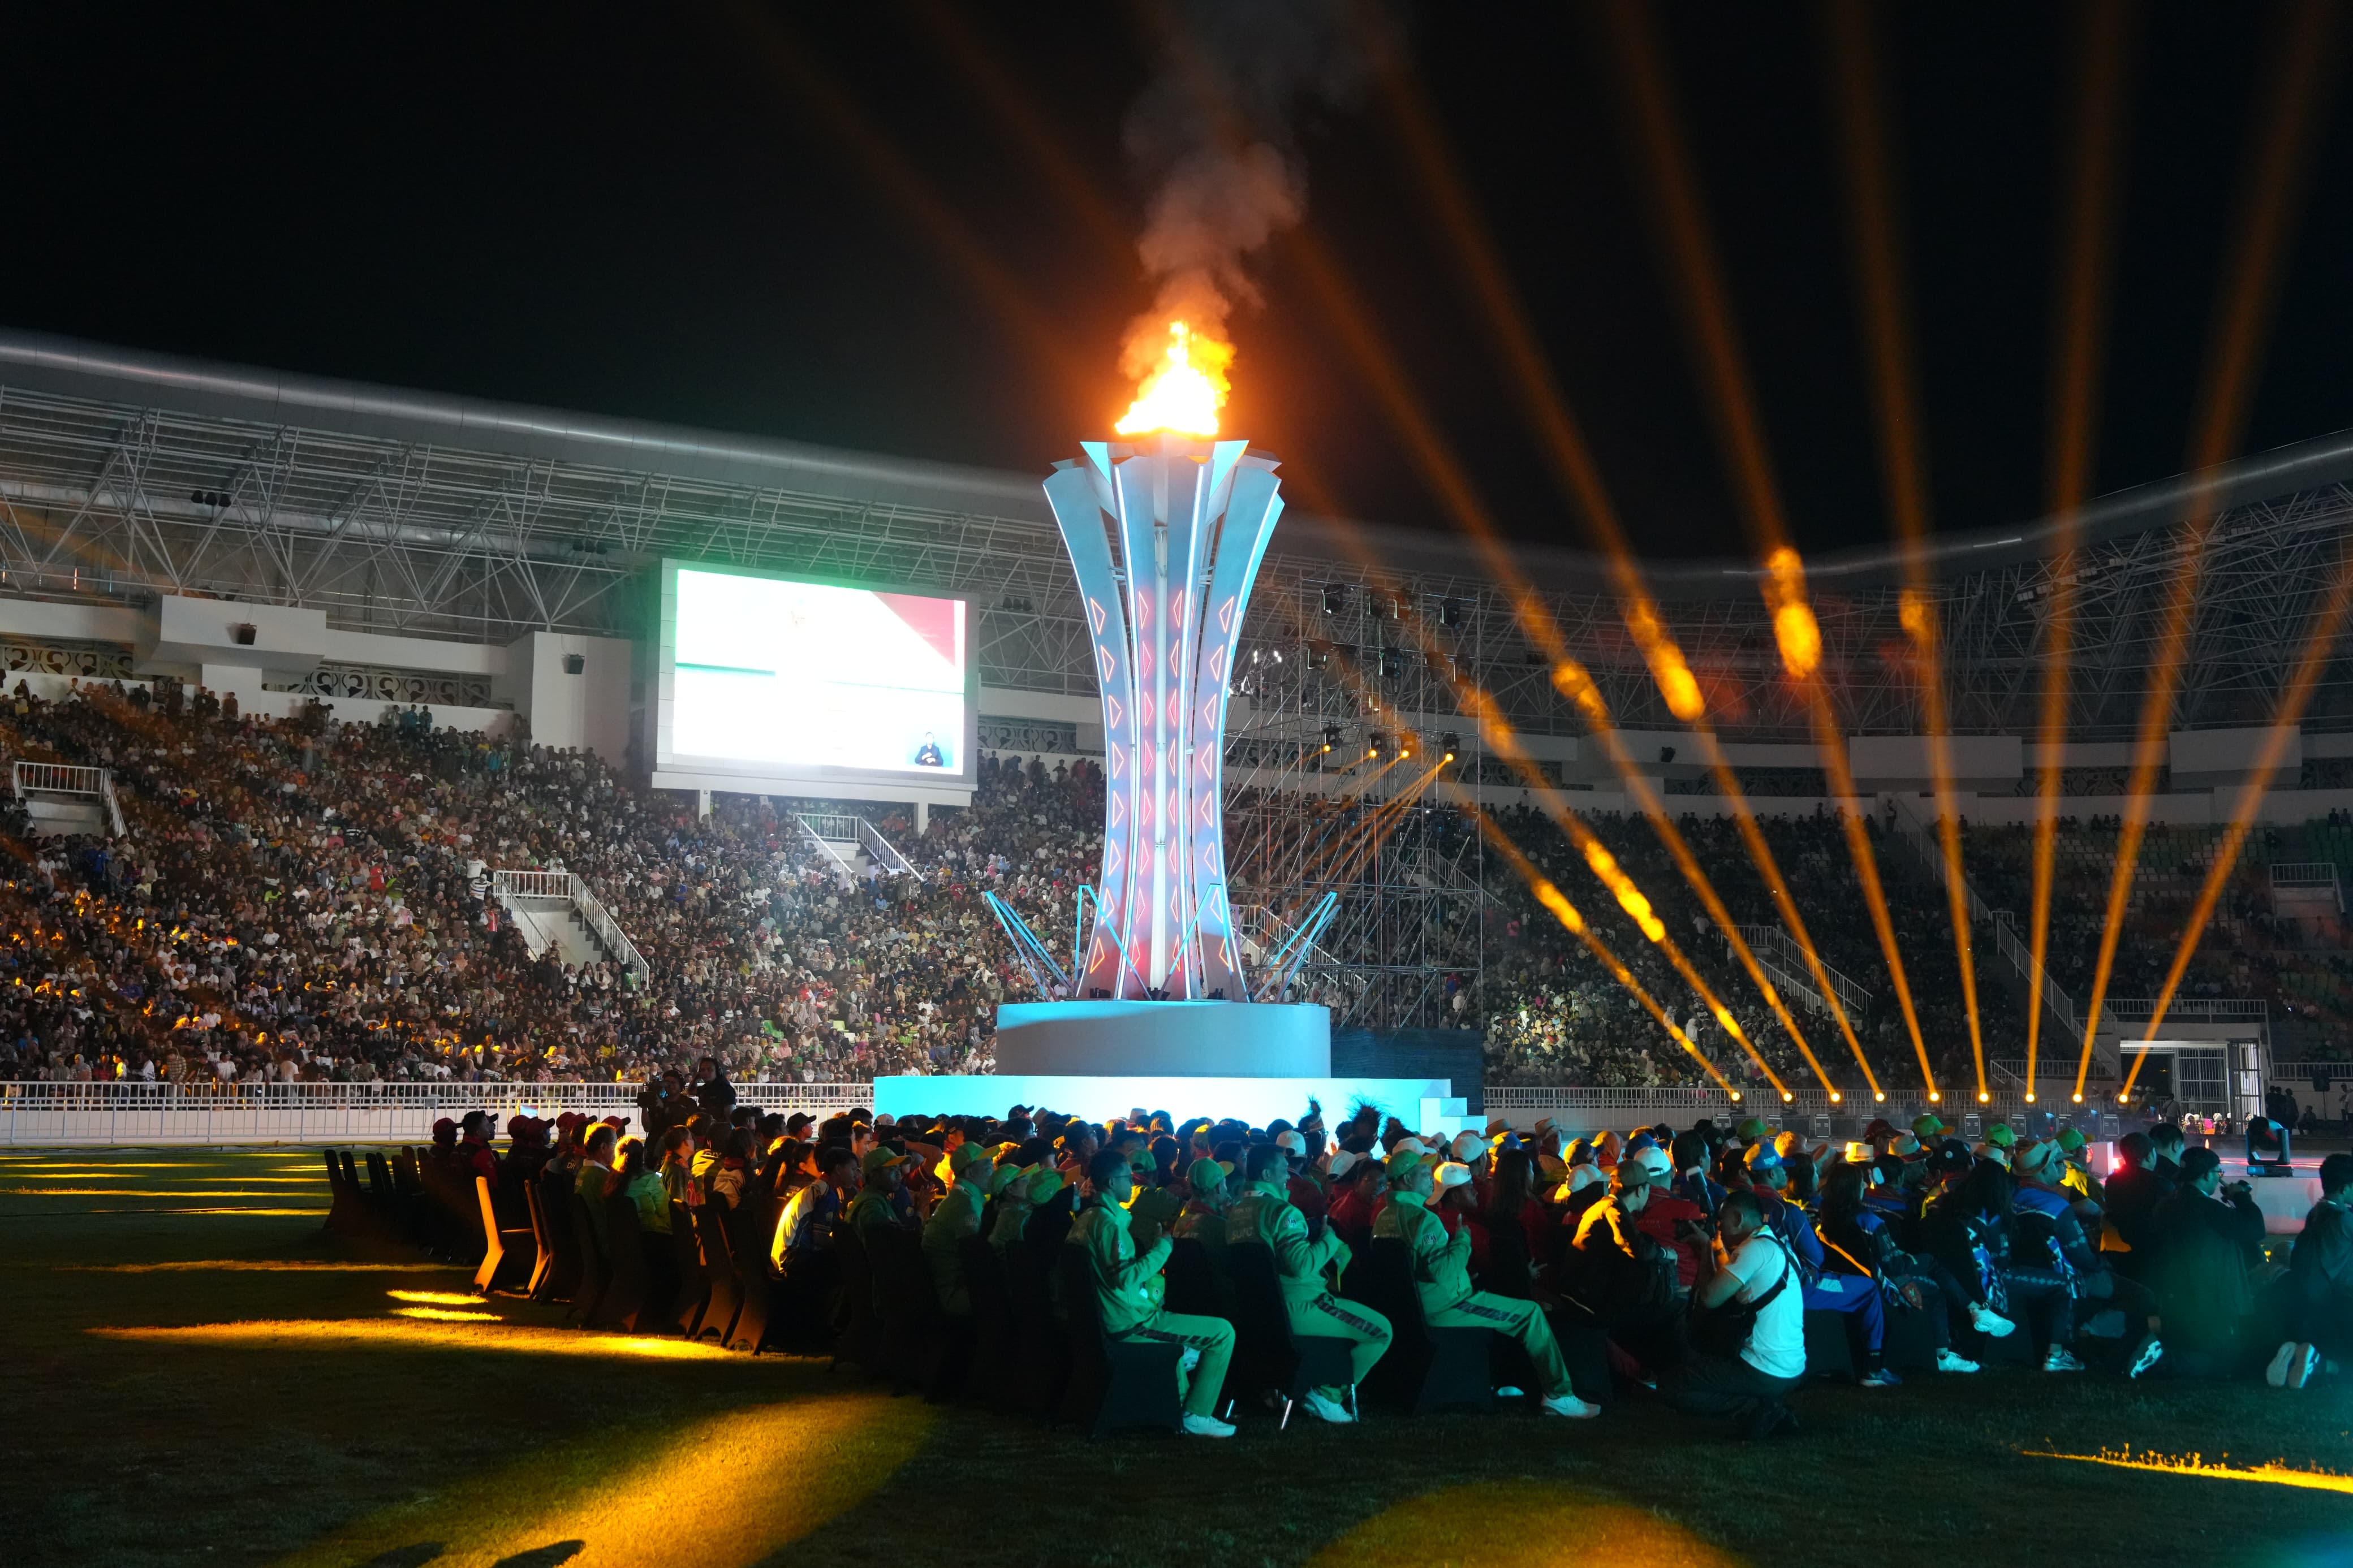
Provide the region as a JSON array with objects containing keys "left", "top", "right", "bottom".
[{"left": 1044, "top": 437, "right": 1283, "bottom": 1001}]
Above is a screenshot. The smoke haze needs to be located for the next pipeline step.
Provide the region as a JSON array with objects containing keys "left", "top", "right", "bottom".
[{"left": 1121, "top": 0, "right": 1381, "bottom": 381}]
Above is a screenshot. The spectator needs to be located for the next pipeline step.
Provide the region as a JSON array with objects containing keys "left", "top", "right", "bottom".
[{"left": 1666, "top": 1189, "right": 1805, "bottom": 1438}]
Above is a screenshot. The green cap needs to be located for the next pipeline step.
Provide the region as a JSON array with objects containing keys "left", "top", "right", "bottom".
[
  {"left": 1912, "top": 1115, "right": 1945, "bottom": 1138},
  {"left": 2054, "top": 1128, "right": 2088, "bottom": 1154},
  {"left": 1735, "top": 1117, "right": 1769, "bottom": 1141},
  {"left": 988, "top": 1163, "right": 1027, "bottom": 1198},
  {"left": 860, "top": 1147, "right": 910, "bottom": 1176},
  {"left": 1384, "top": 1147, "right": 1438, "bottom": 1182},
  {"left": 1186, "top": 1156, "right": 1233, "bottom": 1193},
  {"left": 950, "top": 1142, "right": 993, "bottom": 1179},
  {"left": 1984, "top": 1122, "right": 2016, "bottom": 1148},
  {"left": 1025, "top": 1167, "right": 1068, "bottom": 1204}
]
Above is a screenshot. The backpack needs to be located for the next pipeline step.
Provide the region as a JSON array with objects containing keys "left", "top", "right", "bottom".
[{"left": 1691, "top": 1236, "right": 1792, "bottom": 1359}]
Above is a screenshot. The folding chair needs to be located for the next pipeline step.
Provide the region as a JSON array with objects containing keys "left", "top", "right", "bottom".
[
  {"left": 1225, "top": 1241, "right": 1357, "bottom": 1428},
  {"left": 725, "top": 1198, "right": 777, "bottom": 1354},
  {"left": 566, "top": 1191, "right": 610, "bottom": 1327},
  {"left": 830, "top": 1222, "right": 886, "bottom": 1375},
  {"left": 1006, "top": 1233, "right": 1071, "bottom": 1417},
  {"left": 472, "top": 1174, "right": 536, "bottom": 1295},
  {"left": 689, "top": 1204, "right": 744, "bottom": 1345},
  {"left": 522, "top": 1180, "right": 556, "bottom": 1298},
  {"left": 670, "top": 1204, "right": 710, "bottom": 1337},
  {"left": 1054, "top": 1246, "right": 1184, "bottom": 1437},
  {"left": 1344, "top": 1238, "right": 1493, "bottom": 1414},
  {"left": 959, "top": 1237, "right": 1023, "bottom": 1413},
  {"left": 596, "top": 1193, "right": 651, "bottom": 1330}
]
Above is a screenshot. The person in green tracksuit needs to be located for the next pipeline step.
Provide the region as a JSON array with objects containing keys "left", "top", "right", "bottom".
[
  {"left": 1225, "top": 1142, "right": 1390, "bottom": 1422},
  {"left": 922, "top": 1142, "right": 994, "bottom": 1315},
  {"left": 990, "top": 1164, "right": 1061, "bottom": 1252},
  {"left": 1068, "top": 1147, "right": 1238, "bottom": 1437},
  {"left": 1372, "top": 1147, "right": 1600, "bottom": 1418},
  {"left": 844, "top": 1146, "right": 912, "bottom": 1243}
]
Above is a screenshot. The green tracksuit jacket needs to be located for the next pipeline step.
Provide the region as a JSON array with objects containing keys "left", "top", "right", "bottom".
[
  {"left": 922, "top": 1175, "right": 988, "bottom": 1312},
  {"left": 1226, "top": 1178, "right": 1350, "bottom": 1302},
  {"left": 1067, "top": 1196, "right": 1169, "bottom": 1335},
  {"left": 1372, "top": 1189, "right": 1473, "bottom": 1314}
]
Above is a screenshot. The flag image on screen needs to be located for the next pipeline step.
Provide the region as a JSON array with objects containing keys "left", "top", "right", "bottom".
[{"left": 670, "top": 569, "right": 966, "bottom": 775}]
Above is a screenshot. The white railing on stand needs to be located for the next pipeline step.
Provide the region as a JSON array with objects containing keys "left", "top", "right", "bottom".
[
  {"left": 1731, "top": 923, "right": 1872, "bottom": 1018},
  {"left": 13, "top": 759, "right": 126, "bottom": 835},
  {"left": 490, "top": 869, "right": 649, "bottom": 985},
  {"left": 0, "top": 1079, "right": 874, "bottom": 1146}
]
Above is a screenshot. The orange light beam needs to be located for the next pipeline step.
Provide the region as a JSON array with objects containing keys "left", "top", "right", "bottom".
[
  {"left": 1157, "top": 0, "right": 1820, "bottom": 1094},
  {"left": 2075, "top": 0, "right": 2342, "bottom": 1100},
  {"left": 1362, "top": 31, "right": 1863, "bottom": 1090},
  {"left": 1822, "top": 0, "right": 1988, "bottom": 1099},
  {"left": 2027, "top": 0, "right": 2137, "bottom": 1095},
  {"left": 1764, "top": 550, "right": 1942, "bottom": 1101},
  {"left": 725, "top": 3, "right": 1097, "bottom": 404},
  {"left": 1452, "top": 680, "right": 1794, "bottom": 1100},
  {"left": 1446, "top": 783, "right": 1742, "bottom": 1099},
  {"left": 1604, "top": 0, "right": 1936, "bottom": 1096},
  {"left": 2122, "top": 541, "right": 2353, "bottom": 1098}
]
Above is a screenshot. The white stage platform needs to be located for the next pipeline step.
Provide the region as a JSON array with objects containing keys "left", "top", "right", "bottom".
[
  {"left": 991, "top": 999, "right": 1331, "bottom": 1077},
  {"left": 873, "top": 1073, "right": 1462, "bottom": 1130}
]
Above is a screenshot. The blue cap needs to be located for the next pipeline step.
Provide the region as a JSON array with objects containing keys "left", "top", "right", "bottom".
[
  {"left": 1626, "top": 1133, "right": 1659, "bottom": 1154},
  {"left": 1743, "top": 1143, "right": 1782, "bottom": 1174}
]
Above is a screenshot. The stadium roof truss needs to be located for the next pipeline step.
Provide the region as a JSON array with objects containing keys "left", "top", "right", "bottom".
[{"left": 2, "top": 384, "right": 2352, "bottom": 744}]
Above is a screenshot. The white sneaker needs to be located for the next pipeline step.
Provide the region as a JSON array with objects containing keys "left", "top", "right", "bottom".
[
  {"left": 2290, "top": 1344, "right": 2321, "bottom": 1391},
  {"left": 1182, "top": 1412, "right": 1236, "bottom": 1438},
  {"left": 1935, "top": 1347, "right": 1981, "bottom": 1373},
  {"left": 2043, "top": 1346, "right": 2085, "bottom": 1372},
  {"left": 1300, "top": 1389, "right": 1354, "bottom": 1423},
  {"left": 2127, "top": 1336, "right": 2165, "bottom": 1380},
  {"left": 1541, "top": 1392, "right": 1602, "bottom": 1418},
  {"left": 1970, "top": 1303, "right": 2016, "bottom": 1338},
  {"left": 1494, "top": 1384, "right": 1525, "bottom": 1398},
  {"left": 2268, "top": 1340, "right": 2302, "bottom": 1388}
]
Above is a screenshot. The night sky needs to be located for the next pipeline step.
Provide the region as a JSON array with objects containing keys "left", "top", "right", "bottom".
[{"left": 5, "top": 3, "right": 2351, "bottom": 563}]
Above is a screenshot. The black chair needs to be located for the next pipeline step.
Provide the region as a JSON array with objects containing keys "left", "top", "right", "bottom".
[
  {"left": 1225, "top": 1242, "right": 1357, "bottom": 1428},
  {"left": 830, "top": 1223, "right": 886, "bottom": 1374},
  {"left": 566, "top": 1191, "right": 610, "bottom": 1327},
  {"left": 725, "top": 1197, "right": 778, "bottom": 1354},
  {"left": 521, "top": 1180, "right": 557, "bottom": 1298},
  {"left": 689, "top": 1204, "right": 744, "bottom": 1345},
  {"left": 1162, "top": 1237, "right": 1235, "bottom": 1320},
  {"left": 473, "top": 1174, "right": 537, "bottom": 1295},
  {"left": 771, "top": 1242, "right": 842, "bottom": 1355},
  {"left": 1802, "top": 1308, "right": 1859, "bottom": 1380},
  {"left": 1054, "top": 1245, "right": 1184, "bottom": 1437},
  {"left": 533, "top": 1170, "right": 583, "bottom": 1302},
  {"left": 960, "top": 1237, "right": 1023, "bottom": 1413},
  {"left": 320, "top": 1148, "right": 367, "bottom": 1238},
  {"left": 1006, "top": 1234, "right": 1071, "bottom": 1418},
  {"left": 868, "top": 1224, "right": 971, "bottom": 1399},
  {"left": 1343, "top": 1238, "right": 1492, "bottom": 1414},
  {"left": 670, "top": 1204, "right": 710, "bottom": 1336},
  {"left": 596, "top": 1191, "right": 652, "bottom": 1330}
]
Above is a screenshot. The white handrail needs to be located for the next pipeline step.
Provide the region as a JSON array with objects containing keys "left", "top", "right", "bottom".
[
  {"left": 1732, "top": 923, "right": 1872, "bottom": 1016},
  {"left": 2102, "top": 996, "right": 2269, "bottom": 1022},
  {"left": 857, "top": 817, "right": 920, "bottom": 880},
  {"left": 12, "top": 760, "right": 125, "bottom": 837},
  {"left": 490, "top": 869, "right": 648, "bottom": 984},
  {"left": 790, "top": 817, "right": 861, "bottom": 888}
]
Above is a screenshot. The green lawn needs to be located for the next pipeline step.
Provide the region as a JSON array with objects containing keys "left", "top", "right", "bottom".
[{"left": 7, "top": 1145, "right": 2353, "bottom": 1568}]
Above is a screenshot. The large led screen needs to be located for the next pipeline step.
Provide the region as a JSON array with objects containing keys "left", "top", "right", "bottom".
[{"left": 659, "top": 565, "right": 971, "bottom": 782}]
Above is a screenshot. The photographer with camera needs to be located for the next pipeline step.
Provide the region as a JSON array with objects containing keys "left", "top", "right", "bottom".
[
  {"left": 2147, "top": 1147, "right": 2268, "bottom": 1377},
  {"left": 1663, "top": 1188, "right": 1804, "bottom": 1439}
]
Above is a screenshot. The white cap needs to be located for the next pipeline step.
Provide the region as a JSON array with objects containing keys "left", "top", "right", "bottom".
[
  {"left": 1275, "top": 1129, "right": 1307, "bottom": 1155},
  {"left": 1434, "top": 1161, "right": 1473, "bottom": 1190},
  {"left": 1449, "top": 1131, "right": 1483, "bottom": 1161},
  {"left": 1386, "top": 1137, "right": 1429, "bottom": 1159},
  {"left": 1566, "top": 1164, "right": 1605, "bottom": 1194},
  {"left": 1628, "top": 1146, "right": 1673, "bottom": 1182},
  {"left": 1328, "top": 1149, "right": 1361, "bottom": 1178}
]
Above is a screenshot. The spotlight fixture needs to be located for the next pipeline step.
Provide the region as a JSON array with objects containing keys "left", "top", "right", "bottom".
[
  {"left": 1440, "top": 731, "right": 1460, "bottom": 757},
  {"left": 1322, "top": 724, "right": 1341, "bottom": 753},
  {"left": 1378, "top": 647, "right": 1404, "bottom": 680},
  {"left": 1322, "top": 584, "right": 1347, "bottom": 615},
  {"left": 1438, "top": 596, "right": 1463, "bottom": 628},
  {"left": 1977, "top": 1091, "right": 1990, "bottom": 1103},
  {"left": 1874, "top": 1091, "right": 1886, "bottom": 1102}
]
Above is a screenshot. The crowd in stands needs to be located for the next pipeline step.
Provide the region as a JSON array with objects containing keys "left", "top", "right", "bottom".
[
  {"left": 1, "top": 673, "right": 2349, "bottom": 1100},
  {"left": 395, "top": 1092, "right": 2353, "bottom": 1440}
]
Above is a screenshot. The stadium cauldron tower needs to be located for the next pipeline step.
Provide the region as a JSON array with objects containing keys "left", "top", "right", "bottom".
[{"left": 878, "top": 433, "right": 1465, "bottom": 1128}]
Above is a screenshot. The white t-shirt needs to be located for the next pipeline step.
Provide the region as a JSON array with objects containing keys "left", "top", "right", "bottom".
[{"left": 1721, "top": 1233, "right": 1805, "bottom": 1380}]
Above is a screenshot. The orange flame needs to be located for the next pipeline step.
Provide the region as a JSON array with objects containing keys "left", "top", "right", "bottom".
[{"left": 1115, "top": 320, "right": 1231, "bottom": 437}]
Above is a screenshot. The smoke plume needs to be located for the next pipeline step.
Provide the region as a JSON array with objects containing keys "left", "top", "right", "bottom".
[{"left": 1120, "top": 0, "right": 1380, "bottom": 382}]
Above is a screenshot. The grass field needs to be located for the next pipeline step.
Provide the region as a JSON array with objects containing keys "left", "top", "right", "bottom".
[{"left": 8, "top": 1145, "right": 2353, "bottom": 1568}]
